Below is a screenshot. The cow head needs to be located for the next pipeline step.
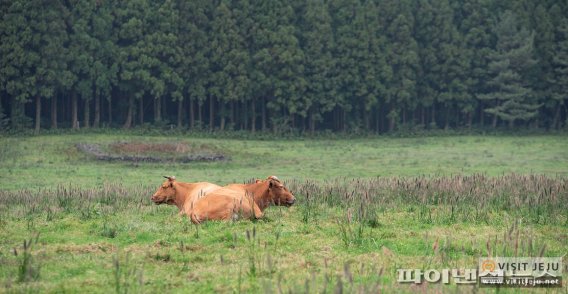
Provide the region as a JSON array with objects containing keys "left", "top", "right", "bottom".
[
  {"left": 151, "top": 176, "right": 177, "bottom": 205},
  {"left": 267, "top": 176, "right": 295, "bottom": 207}
]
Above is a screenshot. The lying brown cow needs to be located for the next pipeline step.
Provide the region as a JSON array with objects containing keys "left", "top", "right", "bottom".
[
  {"left": 190, "top": 176, "right": 295, "bottom": 224},
  {"left": 151, "top": 176, "right": 221, "bottom": 216}
]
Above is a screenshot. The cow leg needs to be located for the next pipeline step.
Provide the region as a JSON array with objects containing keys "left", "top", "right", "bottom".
[
  {"left": 190, "top": 212, "right": 202, "bottom": 225},
  {"left": 252, "top": 204, "right": 263, "bottom": 219}
]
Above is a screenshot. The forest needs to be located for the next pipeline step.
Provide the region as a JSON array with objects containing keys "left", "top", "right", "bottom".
[{"left": 1, "top": 0, "right": 567, "bottom": 134}]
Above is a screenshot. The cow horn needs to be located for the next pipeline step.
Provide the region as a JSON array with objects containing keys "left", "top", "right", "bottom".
[{"left": 163, "top": 175, "right": 176, "bottom": 180}]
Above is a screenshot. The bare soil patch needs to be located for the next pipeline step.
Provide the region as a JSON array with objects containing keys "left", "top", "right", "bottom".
[{"left": 76, "top": 142, "right": 227, "bottom": 163}]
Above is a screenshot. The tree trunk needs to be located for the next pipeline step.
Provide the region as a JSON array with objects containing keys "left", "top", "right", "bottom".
[
  {"left": 421, "top": 107, "right": 425, "bottom": 126},
  {"left": 108, "top": 96, "right": 113, "bottom": 127},
  {"left": 290, "top": 113, "right": 295, "bottom": 129},
  {"left": 467, "top": 112, "right": 473, "bottom": 129},
  {"left": 558, "top": 102, "right": 568, "bottom": 128},
  {"left": 445, "top": 105, "right": 450, "bottom": 130},
  {"left": 241, "top": 101, "right": 247, "bottom": 130},
  {"left": 364, "top": 110, "right": 370, "bottom": 130},
  {"left": 251, "top": 98, "right": 256, "bottom": 132},
  {"left": 154, "top": 97, "right": 162, "bottom": 122},
  {"left": 198, "top": 102, "right": 203, "bottom": 125},
  {"left": 189, "top": 98, "right": 195, "bottom": 129},
  {"left": 431, "top": 104, "right": 436, "bottom": 128},
  {"left": 388, "top": 115, "right": 395, "bottom": 132},
  {"left": 377, "top": 107, "right": 385, "bottom": 134},
  {"left": 261, "top": 97, "right": 267, "bottom": 131},
  {"left": 139, "top": 97, "right": 144, "bottom": 125},
  {"left": 479, "top": 104, "right": 484, "bottom": 127},
  {"left": 93, "top": 94, "right": 100, "bottom": 128},
  {"left": 229, "top": 101, "right": 235, "bottom": 128},
  {"left": 34, "top": 95, "right": 41, "bottom": 134},
  {"left": 177, "top": 99, "right": 183, "bottom": 128},
  {"left": 309, "top": 111, "right": 315, "bottom": 134},
  {"left": 552, "top": 106, "right": 560, "bottom": 129},
  {"left": 334, "top": 108, "right": 339, "bottom": 131},
  {"left": 123, "top": 96, "right": 134, "bottom": 129},
  {"left": 219, "top": 102, "right": 225, "bottom": 131},
  {"left": 83, "top": 98, "right": 90, "bottom": 128},
  {"left": 209, "top": 95, "right": 214, "bottom": 131},
  {"left": 51, "top": 96, "right": 57, "bottom": 129},
  {"left": 71, "top": 92, "right": 79, "bottom": 129},
  {"left": 10, "top": 97, "right": 23, "bottom": 129},
  {"left": 375, "top": 108, "right": 380, "bottom": 134},
  {"left": 342, "top": 109, "right": 347, "bottom": 131},
  {"left": 492, "top": 113, "right": 497, "bottom": 128}
]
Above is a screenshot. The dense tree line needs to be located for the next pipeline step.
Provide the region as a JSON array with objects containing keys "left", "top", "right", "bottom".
[{"left": 1, "top": 0, "right": 567, "bottom": 134}]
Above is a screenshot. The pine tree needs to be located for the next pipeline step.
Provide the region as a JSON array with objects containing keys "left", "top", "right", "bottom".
[
  {"left": 209, "top": 1, "right": 249, "bottom": 131},
  {"left": 91, "top": 0, "right": 118, "bottom": 128},
  {"left": 67, "top": 0, "right": 98, "bottom": 129},
  {"left": 271, "top": 4, "right": 305, "bottom": 131},
  {"left": 415, "top": 0, "right": 468, "bottom": 129},
  {"left": 115, "top": 0, "right": 151, "bottom": 128},
  {"left": 302, "top": 0, "right": 335, "bottom": 133},
  {"left": 144, "top": 0, "right": 183, "bottom": 126},
  {"left": 530, "top": 4, "right": 556, "bottom": 128},
  {"left": 178, "top": 0, "right": 212, "bottom": 129},
  {"left": 232, "top": 0, "right": 255, "bottom": 130},
  {"left": 251, "top": 1, "right": 305, "bottom": 132},
  {"left": 478, "top": 11, "right": 539, "bottom": 127},
  {"left": 456, "top": 0, "right": 494, "bottom": 128},
  {"left": 382, "top": 0, "right": 419, "bottom": 131},
  {"left": 549, "top": 16, "right": 568, "bottom": 129},
  {"left": 361, "top": 1, "right": 390, "bottom": 131},
  {"left": 330, "top": 0, "right": 361, "bottom": 130},
  {"left": 0, "top": 0, "right": 67, "bottom": 132}
]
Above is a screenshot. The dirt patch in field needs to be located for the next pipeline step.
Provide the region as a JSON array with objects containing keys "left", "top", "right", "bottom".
[
  {"left": 76, "top": 142, "right": 228, "bottom": 163},
  {"left": 54, "top": 242, "right": 115, "bottom": 254},
  {"left": 110, "top": 142, "right": 191, "bottom": 154}
]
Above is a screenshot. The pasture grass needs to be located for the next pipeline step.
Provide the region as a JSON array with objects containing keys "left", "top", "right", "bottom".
[
  {"left": 0, "top": 176, "right": 567, "bottom": 293},
  {"left": 0, "top": 134, "right": 567, "bottom": 292},
  {"left": 0, "top": 134, "right": 567, "bottom": 190}
]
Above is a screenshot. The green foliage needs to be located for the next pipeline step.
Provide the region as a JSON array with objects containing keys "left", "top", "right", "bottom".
[
  {"left": 301, "top": 0, "right": 336, "bottom": 131},
  {"left": 478, "top": 11, "right": 540, "bottom": 126},
  {"left": 1, "top": 0, "right": 568, "bottom": 132},
  {"left": 549, "top": 15, "right": 568, "bottom": 127}
]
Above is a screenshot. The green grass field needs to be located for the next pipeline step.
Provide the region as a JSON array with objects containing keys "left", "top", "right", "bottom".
[
  {"left": 1, "top": 133, "right": 567, "bottom": 190},
  {"left": 0, "top": 133, "right": 567, "bottom": 293}
]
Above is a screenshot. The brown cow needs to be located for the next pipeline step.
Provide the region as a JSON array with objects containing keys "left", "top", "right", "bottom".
[
  {"left": 151, "top": 176, "right": 221, "bottom": 216},
  {"left": 190, "top": 176, "right": 295, "bottom": 224}
]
